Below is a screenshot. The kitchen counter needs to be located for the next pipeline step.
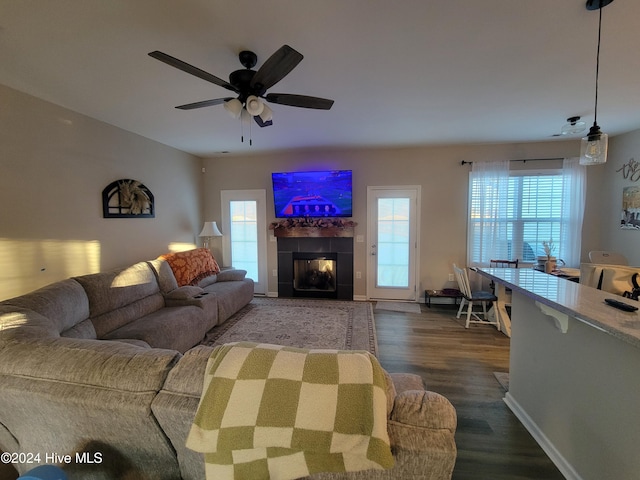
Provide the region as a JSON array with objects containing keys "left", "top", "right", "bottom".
[
  {"left": 476, "top": 267, "right": 640, "bottom": 348},
  {"left": 477, "top": 267, "right": 640, "bottom": 480}
]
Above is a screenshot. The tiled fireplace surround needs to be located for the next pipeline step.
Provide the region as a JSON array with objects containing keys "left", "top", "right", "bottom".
[{"left": 277, "top": 236, "right": 354, "bottom": 300}]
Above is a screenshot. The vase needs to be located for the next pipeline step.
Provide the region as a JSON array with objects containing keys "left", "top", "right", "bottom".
[{"left": 545, "top": 257, "right": 557, "bottom": 273}]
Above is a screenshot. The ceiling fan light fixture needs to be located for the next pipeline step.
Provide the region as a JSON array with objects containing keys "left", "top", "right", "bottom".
[
  {"left": 561, "top": 116, "right": 587, "bottom": 135},
  {"left": 245, "top": 95, "right": 264, "bottom": 116},
  {"left": 259, "top": 103, "right": 273, "bottom": 122},
  {"left": 224, "top": 98, "right": 243, "bottom": 119}
]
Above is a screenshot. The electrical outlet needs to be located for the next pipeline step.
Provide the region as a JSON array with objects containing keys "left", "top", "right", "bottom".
[
  {"left": 448, "top": 273, "right": 454, "bottom": 282},
  {"left": 356, "top": 271, "right": 362, "bottom": 279},
  {"left": 272, "top": 269, "right": 278, "bottom": 277}
]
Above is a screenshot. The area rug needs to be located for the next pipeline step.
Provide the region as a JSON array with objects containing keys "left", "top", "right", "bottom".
[
  {"left": 374, "top": 301, "right": 422, "bottom": 314},
  {"left": 201, "top": 297, "right": 378, "bottom": 355},
  {"left": 494, "top": 372, "right": 510, "bottom": 391}
]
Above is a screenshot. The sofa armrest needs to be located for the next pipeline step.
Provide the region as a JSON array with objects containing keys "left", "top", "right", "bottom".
[
  {"left": 391, "top": 390, "right": 457, "bottom": 434},
  {"left": 216, "top": 269, "right": 247, "bottom": 282}
]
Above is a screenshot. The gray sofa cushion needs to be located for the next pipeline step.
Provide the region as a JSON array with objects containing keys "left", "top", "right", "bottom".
[
  {"left": 75, "top": 262, "right": 167, "bottom": 337},
  {"left": 0, "top": 337, "right": 178, "bottom": 392},
  {"left": 151, "top": 346, "right": 213, "bottom": 480},
  {"left": 90, "top": 293, "right": 165, "bottom": 338},
  {"left": 0, "top": 338, "right": 182, "bottom": 479},
  {"left": 203, "top": 278, "right": 254, "bottom": 324},
  {"left": 148, "top": 258, "right": 179, "bottom": 293},
  {"left": 197, "top": 274, "right": 217, "bottom": 288},
  {"left": 75, "top": 261, "right": 161, "bottom": 317},
  {"left": 102, "top": 306, "right": 212, "bottom": 353},
  {"left": 165, "top": 286, "right": 204, "bottom": 299},
  {"left": 1, "top": 279, "right": 89, "bottom": 335},
  {"left": 216, "top": 269, "right": 247, "bottom": 282},
  {"left": 0, "top": 305, "right": 60, "bottom": 340}
]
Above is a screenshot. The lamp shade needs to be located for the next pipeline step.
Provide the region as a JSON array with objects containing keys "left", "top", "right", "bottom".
[
  {"left": 199, "top": 221, "right": 223, "bottom": 237},
  {"left": 579, "top": 125, "right": 608, "bottom": 165},
  {"left": 245, "top": 95, "right": 264, "bottom": 116},
  {"left": 259, "top": 103, "right": 273, "bottom": 123},
  {"left": 223, "top": 98, "right": 242, "bottom": 119}
]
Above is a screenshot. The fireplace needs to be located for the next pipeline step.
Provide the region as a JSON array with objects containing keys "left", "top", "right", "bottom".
[
  {"left": 277, "top": 237, "right": 353, "bottom": 300},
  {"left": 293, "top": 253, "right": 337, "bottom": 298}
]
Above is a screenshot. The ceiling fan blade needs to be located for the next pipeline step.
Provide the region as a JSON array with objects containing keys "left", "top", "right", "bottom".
[
  {"left": 175, "top": 98, "right": 232, "bottom": 110},
  {"left": 254, "top": 116, "right": 273, "bottom": 128},
  {"left": 265, "top": 93, "right": 334, "bottom": 110},
  {"left": 149, "top": 51, "right": 238, "bottom": 93},
  {"left": 250, "top": 45, "right": 303, "bottom": 91}
]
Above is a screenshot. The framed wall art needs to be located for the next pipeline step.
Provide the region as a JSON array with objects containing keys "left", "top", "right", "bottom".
[{"left": 102, "top": 179, "right": 155, "bottom": 218}]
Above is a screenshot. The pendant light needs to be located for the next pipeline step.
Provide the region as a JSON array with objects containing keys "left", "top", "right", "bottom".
[{"left": 580, "top": 0, "right": 614, "bottom": 165}]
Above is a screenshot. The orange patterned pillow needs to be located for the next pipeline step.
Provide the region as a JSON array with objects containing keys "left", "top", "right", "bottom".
[{"left": 159, "top": 248, "right": 220, "bottom": 287}]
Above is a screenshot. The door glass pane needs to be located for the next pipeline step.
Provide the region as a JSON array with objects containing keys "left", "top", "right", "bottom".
[
  {"left": 377, "top": 198, "right": 410, "bottom": 287},
  {"left": 229, "top": 200, "right": 258, "bottom": 281}
]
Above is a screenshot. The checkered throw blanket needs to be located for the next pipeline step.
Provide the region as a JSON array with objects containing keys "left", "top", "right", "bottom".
[{"left": 186, "top": 342, "right": 394, "bottom": 480}]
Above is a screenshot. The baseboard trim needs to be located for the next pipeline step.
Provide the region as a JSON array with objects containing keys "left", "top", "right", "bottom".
[
  {"left": 504, "top": 393, "right": 582, "bottom": 480},
  {"left": 266, "top": 292, "right": 279, "bottom": 298},
  {"left": 353, "top": 295, "right": 367, "bottom": 302}
]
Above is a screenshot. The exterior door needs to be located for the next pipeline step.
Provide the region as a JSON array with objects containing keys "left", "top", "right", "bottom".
[
  {"left": 221, "top": 190, "right": 267, "bottom": 295},
  {"left": 367, "top": 186, "right": 420, "bottom": 301}
]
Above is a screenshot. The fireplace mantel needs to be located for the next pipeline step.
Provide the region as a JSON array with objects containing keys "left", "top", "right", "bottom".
[{"left": 272, "top": 226, "right": 354, "bottom": 238}]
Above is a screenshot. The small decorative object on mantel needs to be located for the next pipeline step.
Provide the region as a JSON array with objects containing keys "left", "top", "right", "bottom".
[
  {"left": 102, "top": 179, "right": 155, "bottom": 218},
  {"left": 269, "top": 218, "right": 357, "bottom": 238}
]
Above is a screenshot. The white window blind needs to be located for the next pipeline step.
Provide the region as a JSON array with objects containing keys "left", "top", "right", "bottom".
[{"left": 469, "top": 171, "right": 564, "bottom": 263}]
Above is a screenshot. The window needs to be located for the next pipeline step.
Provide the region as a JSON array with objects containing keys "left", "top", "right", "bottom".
[
  {"left": 469, "top": 171, "right": 564, "bottom": 263},
  {"left": 221, "top": 189, "right": 267, "bottom": 295},
  {"left": 229, "top": 200, "right": 259, "bottom": 280},
  {"left": 376, "top": 197, "right": 410, "bottom": 287}
]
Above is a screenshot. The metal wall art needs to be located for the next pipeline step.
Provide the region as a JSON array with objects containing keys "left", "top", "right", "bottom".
[
  {"left": 616, "top": 158, "right": 640, "bottom": 182},
  {"left": 102, "top": 179, "right": 155, "bottom": 218}
]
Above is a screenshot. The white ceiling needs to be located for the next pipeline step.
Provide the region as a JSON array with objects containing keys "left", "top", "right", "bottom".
[{"left": 1, "top": 0, "right": 639, "bottom": 157}]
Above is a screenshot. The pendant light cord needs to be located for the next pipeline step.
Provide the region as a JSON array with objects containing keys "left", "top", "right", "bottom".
[{"left": 593, "top": 1, "right": 603, "bottom": 126}]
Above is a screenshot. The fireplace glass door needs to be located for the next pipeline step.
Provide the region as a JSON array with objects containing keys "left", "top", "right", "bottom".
[{"left": 292, "top": 254, "right": 337, "bottom": 298}]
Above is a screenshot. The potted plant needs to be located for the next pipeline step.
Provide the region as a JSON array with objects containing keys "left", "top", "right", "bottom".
[{"left": 542, "top": 240, "right": 557, "bottom": 273}]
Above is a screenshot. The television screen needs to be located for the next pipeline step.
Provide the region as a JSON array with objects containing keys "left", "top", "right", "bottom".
[{"left": 272, "top": 170, "right": 352, "bottom": 218}]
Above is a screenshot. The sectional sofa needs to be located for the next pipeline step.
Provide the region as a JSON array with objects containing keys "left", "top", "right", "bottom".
[{"left": 0, "top": 248, "right": 457, "bottom": 479}]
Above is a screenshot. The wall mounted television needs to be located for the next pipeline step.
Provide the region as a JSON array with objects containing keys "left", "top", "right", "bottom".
[{"left": 272, "top": 170, "right": 353, "bottom": 218}]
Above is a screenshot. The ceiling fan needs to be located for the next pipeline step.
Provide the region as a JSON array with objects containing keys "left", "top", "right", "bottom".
[
  {"left": 148, "top": 45, "right": 334, "bottom": 128},
  {"left": 551, "top": 116, "right": 587, "bottom": 137}
]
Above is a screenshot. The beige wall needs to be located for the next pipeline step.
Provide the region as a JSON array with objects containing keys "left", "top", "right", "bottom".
[
  {"left": 202, "top": 140, "right": 596, "bottom": 298},
  {"left": 600, "top": 129, "right": 640, "bottom": 265},
  {"left": 4, "top": 79, "right": 632, "bottom": 302},
  {"left": 0, "top": 85, "right": 202, "bottom": 300}
]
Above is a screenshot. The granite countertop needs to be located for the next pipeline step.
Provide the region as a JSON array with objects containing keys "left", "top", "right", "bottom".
[{"left": 476, "top": 268, "right": 640, "bottom": 349}]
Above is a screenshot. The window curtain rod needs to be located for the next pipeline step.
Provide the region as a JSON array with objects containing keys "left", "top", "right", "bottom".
[{"left": 460, "top": 157, "right": 565, "bottom": 166}]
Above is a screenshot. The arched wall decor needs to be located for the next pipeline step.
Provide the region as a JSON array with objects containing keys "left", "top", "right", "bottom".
[{"left": 102, "top": 179, "right": 155, "bottom": 218}]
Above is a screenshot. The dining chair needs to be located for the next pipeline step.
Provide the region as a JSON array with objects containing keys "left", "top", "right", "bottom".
[
  {"left": 588, "top": 251, "right": 629, "bottom": 266},
  {"left": 489, "top": 259, "right": 519, "bottom": 269},
  {"left": 453, "top": 264, "right": 500, "bottom": 330},
  {"left": 489, "top": 259, "right": 518, "bottom": 293}
]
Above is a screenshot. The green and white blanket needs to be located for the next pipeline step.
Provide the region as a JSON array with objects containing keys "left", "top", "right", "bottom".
[{"left": 186, "top": 342, "right": 394, "bottom": 480}]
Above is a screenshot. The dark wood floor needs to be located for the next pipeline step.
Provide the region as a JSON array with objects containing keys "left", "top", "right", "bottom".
[{"left": 374, "top": 303, "right": 565, "bottom": 480}]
